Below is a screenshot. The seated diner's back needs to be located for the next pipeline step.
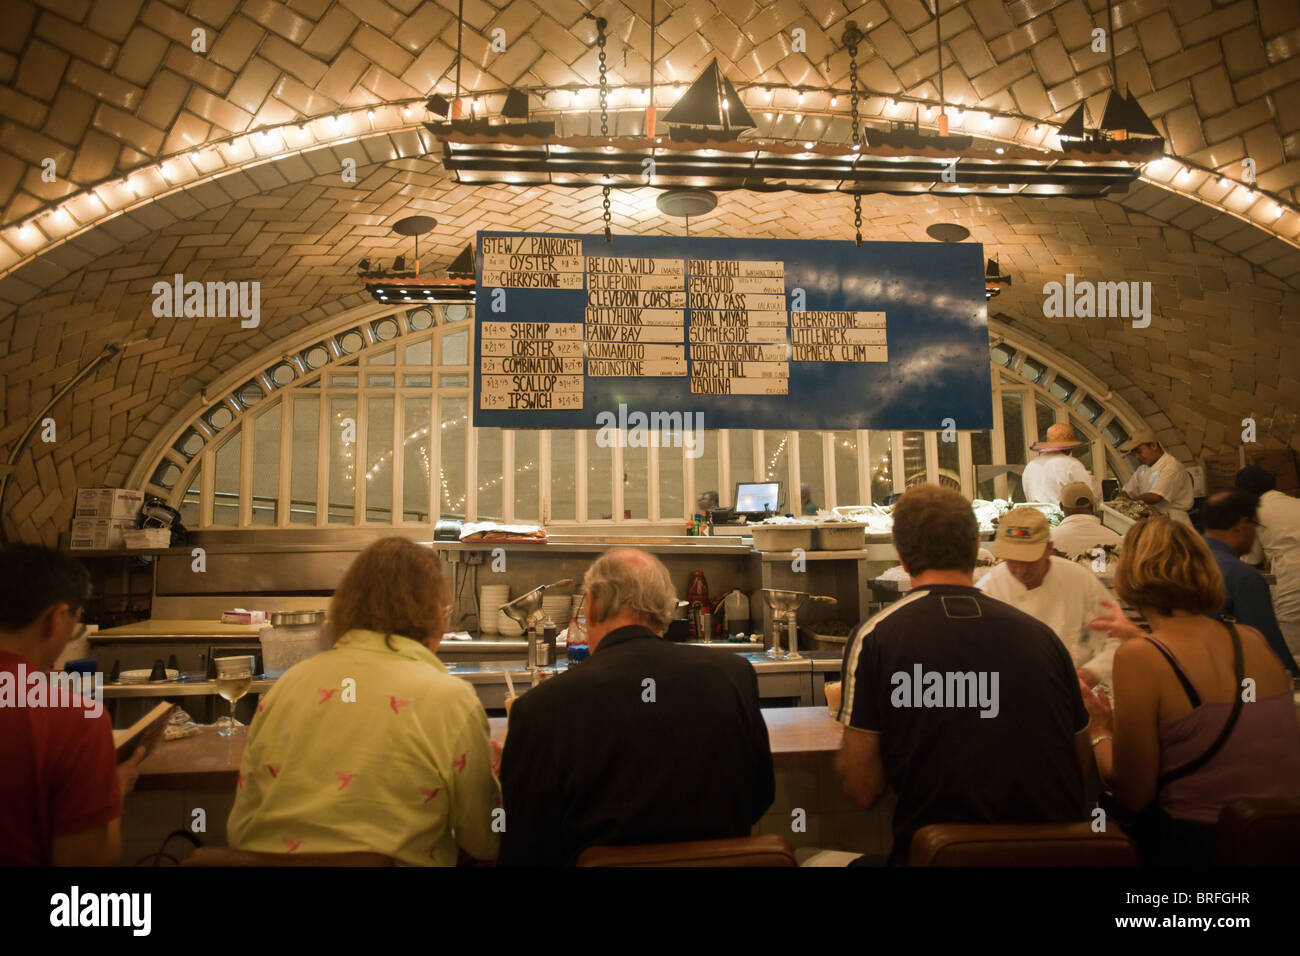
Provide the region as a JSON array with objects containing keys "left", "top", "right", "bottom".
[
  {"left": 577, "top": 834, "right": 796, "bottom": 867},
  {"left": 1216, "top": 798, "right": 1300, "bottom": 866}
]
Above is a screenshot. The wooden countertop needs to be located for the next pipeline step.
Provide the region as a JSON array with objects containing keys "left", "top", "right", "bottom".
[{"left": 135, "top": 706, "right": 843, "bottom": 790}]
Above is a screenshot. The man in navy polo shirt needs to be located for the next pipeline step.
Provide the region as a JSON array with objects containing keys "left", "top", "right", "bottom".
[{"left": 835, "top": 485, "right": 1091, "bottom": 864}]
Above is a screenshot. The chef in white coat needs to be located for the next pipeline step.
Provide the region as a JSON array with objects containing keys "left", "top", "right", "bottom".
[
  {"left": 1118, "top": 430, "right": 1194, "bottom": 524},
  {"left": 1021, "top": 423, "right": 1097, "bottom": 505}
]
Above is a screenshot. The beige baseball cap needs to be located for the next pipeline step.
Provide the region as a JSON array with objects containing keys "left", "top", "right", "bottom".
[
  {"left": 1121, "top": 430, "right": 1160, "bottom": 454},
  {"left": 1059, "top": 481, "right": 1096, "bottom": 509},
  {"left": 993, "top": 507, "right": 1053, "bottom": 561}
]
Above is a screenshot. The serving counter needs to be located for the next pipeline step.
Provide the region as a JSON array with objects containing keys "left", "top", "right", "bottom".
[{"left": 121, "top": 705, "right": 888, "bottom": 865}]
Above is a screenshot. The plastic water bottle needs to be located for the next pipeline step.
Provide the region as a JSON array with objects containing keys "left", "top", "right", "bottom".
[{"left": 567, "top": 610, "right": 589, "bottom": 665}]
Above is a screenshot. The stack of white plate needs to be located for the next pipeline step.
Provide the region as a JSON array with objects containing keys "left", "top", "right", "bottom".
[
  {"left": 542, "top": 594, "right": 572, "bottom": 624},
  {"left": 479, "top": 585, "right": 510, "bottom": 634},
  {"left": 497, "top": 611, "right": 525, "bottom": 637},
  {"left": 119, "top": 667, "right": 179, "bottom": 683}
]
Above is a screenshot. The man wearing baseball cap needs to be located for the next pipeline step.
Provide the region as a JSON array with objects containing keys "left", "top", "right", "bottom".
[
  {"left": 1021, "top": 423, "right": 1098, "bottom": 507},
  {"left": 1117, "top": 430, "right": 1193, "bottom": 524},
  {"left": 978, "top": 507, "right": 1120, "bottom": 690},
  {"left": 1052, "top": 481, "right": 1123, "bottom": 560}
]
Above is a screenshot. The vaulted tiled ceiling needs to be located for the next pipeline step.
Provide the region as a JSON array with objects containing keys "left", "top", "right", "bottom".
[{"left": 0, "top": 0, "right": 1297, "bottom": 544}]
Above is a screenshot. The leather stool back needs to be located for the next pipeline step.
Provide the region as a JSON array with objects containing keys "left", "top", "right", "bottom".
[
  {"left": 910, "top": 822, "right": 1139, "bottom": 866},
  {"left": 577, "top": 834, "right": 796, "bottom": 867},
  {"left": 1216, "top": 798, "right": 1300, "bottom": 866}
]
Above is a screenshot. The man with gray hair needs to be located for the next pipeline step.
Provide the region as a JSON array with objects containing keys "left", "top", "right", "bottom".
[{"left": 499, "top": 548, "right": 774, "bottom": 865}]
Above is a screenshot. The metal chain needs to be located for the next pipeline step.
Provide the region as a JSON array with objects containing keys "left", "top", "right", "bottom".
[
  {"left": 846, "top": 24, "right": 863, "bottom": 247},
  {"left": 594, "top": 16, "right": 612, "bottom": 241}
]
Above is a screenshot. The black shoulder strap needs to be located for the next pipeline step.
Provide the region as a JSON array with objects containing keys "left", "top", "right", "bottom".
[
  {"left": 1157, "top": 621, "right": 1246, "bottom": 788},
  {"left": 1144, "top": 636, "right": 1201, "bottom": 708}
]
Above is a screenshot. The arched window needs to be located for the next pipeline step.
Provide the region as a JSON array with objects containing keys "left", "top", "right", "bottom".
[{"left": 133, "top": 306, "right": 1149, "bottom": 529}]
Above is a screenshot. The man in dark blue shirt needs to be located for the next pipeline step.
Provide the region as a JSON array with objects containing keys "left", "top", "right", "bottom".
[{"left": 1203, "top": 490, "right": 1300, "bottom": 675}]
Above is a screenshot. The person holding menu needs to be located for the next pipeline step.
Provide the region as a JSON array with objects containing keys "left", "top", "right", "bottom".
[{"left": 0, "top": 545, "right": 145, "bottom": 865}]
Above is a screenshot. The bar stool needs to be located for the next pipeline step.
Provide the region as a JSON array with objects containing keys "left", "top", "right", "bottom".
[
  {"left": 577, "top": 834, "right": 796, "bottom": 867},
  {"left": 182, "top": 847, "right": 394, "bottom": 866},
  {"left": 1216, "top": 798, "right": 1300, "bottom": 865},
  {"left": 909, "top": 821, "right": 1139, "bottom": 866}
]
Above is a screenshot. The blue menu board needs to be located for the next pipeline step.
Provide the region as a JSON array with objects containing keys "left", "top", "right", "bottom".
[{"left": 473, "top": 232, "right": 992, "bottom": 431}]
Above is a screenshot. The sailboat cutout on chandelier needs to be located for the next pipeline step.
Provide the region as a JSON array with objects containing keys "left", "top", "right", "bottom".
[
  {"left": 1058, "top": 89, "right": 1164, "bottom": 156},
  {"left": 662, "top": 59, "right": 756, "bottom": 142}
]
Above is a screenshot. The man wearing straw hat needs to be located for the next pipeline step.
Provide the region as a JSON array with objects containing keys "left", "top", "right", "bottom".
[{"left": 1021, "top": 423, "right": 1097, "bottom": 506}]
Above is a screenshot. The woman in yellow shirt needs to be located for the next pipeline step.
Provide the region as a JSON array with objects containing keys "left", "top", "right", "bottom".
[{"left": 228, "top": 538, "right": 500, "bottom": 865}]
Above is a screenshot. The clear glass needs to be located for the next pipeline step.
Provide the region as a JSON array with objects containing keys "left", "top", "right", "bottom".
[
  {"left": 902, "top": 431, "right": 926, "bottom": 488},
  {"left": 403, "top": 397, "right": 431, "bottom": 522},
  {"left": 695, "top": 430, "right": 720, "bottom": 511},
  {"left": 366, "top": 396, "right": 395, "bottom": 522},
  {"left": 215, "top": 655, "right": 254, "bottom": 737},
  {"left": 799, "top": 432, "right": 826, "bottom": 513},
  {"left": 938, "top": 429, "right": 961, "bottom": 492},
  {"left": 832, "top": 431, "right": 859, "bottom": 507},
  {"left": 251, "top": 408, "right": 280, "bottom": 525},
  {"left": 868, "top": 430, "right": 892, "bottom": 504},
  {"left": 971, "top": 430, "right": 995, "bottom": 500},
  {"left": 624, "top": 437, "right": 647, "bottom": 520},
  {"left": 514, "top": 430, "right": 539, "bottom": 521},
  {"left": 1049, "top": 375, "right": 1075, "bottom": 402},
  {"left": 329, "top": 395, "right": 357, "bottom": 523},
  {"left": 368, "top": 348, "right": 395, "bottom": 366},
  {"left": 1035, "top": 397, "right": 1057, "bottom": 442},
  {"left": 290, "top": 396, "right": 319, "bottom": 524},
  {"left": 1002, "top": 393, "right": 1027, "bottom": 501},
  {"left": 659, "top": 438, "right": 684, "bottom": 522},
  {"left": 728, "top": 430, "right": 754, "bottom": 492},
  {"left": 586, "top": 430, "right": 613, "bottom": 520},
  {"left": 179, "top": 474, "right": 200, "bottom": 528},
  {"left": 440, "top": 396, "right": 467, "bottom": 518},
  {"left": 550, "top": 431, "right": 576, "bottom": 521},
  {"left": 477, "top": 428, "right": 503, "bottom": 520},
  {"left": 213, "top": 430, "right": 240, "bottom": 526},
  {"left": 1071, "top": 417, "right": 1096, "bottom": 475}
]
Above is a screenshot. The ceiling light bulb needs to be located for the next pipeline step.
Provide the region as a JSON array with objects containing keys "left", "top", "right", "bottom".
[
  {"left": 995, "top": 147, "right": 1004, "bottom": 155},
  {"left": 804, "top": 141, "right": 814, "bottom": 149},
  {"left": 1218, "top": 176, "right": 1229, "bottom": 187},
  {"left": 1273, "top": 204, "right": 1283, "bottom": 219},
  {"left": 402, "top": 105, "right": 411, "bottom": 117},
  {"left": 190, "top": 150, "right": 200, "bottom": 161},
  {"left": 765, "top": 88, "right": 773, "bottom": 103},
  {"left": 18, "top": 221, "right": 34, "bottom": 239},
  {"left": 55, "top": 207, "right": 70, "bottom": 222},
  {"left": 794, "top": 113, "right": 802, "bottom": 122},
  {"left": 830, "top": 95, "right": 838, "bottom": 107},
  {"left": 722, "top": 97, "right": 729, "bottom": 110},
  {"left": 367, "top": 109, "right": 375, "bottom": 120},
  {"left": 979, "top": 112, "right": 993, "bottom": 130},
  {"left": 797, "top": 91, "right": 805, "bottom": 105}
]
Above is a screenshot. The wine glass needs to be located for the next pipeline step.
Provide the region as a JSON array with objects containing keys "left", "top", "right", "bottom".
[{"left": 215, "top": 655, "right": 255, "bottom": 737}]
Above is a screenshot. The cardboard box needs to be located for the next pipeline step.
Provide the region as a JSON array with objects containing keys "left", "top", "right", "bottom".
[
  {"left": 75, "top": 487, "right": 144, "bottom": 519},
  {"left": 69, "top": 518, "right": 137, "bottom": 551},
  {"left": 1247, "top": 448, "right": 1299, "bottom": 492}
]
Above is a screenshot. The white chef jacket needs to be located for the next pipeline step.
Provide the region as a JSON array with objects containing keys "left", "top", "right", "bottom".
[
  {"left": 978, "top": 556, "right": 1121, "bottom": 687},
  {"left": 1021, "top": 452, "right": 1097, "bottom": 506},
  {"left": 1251, "top": 490, "right": 1300, "bottom": 623},
  {"left": 1051, "top": 513, "right": 1123, "bottom": 559},
  {"left": 1122, "top": 451, "right": 1193, "bottom": 523}
]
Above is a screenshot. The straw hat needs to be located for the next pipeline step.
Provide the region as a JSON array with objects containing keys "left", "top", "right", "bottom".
[{"left": 1029, "top": 423, "right": 1088, "bottom": 453}]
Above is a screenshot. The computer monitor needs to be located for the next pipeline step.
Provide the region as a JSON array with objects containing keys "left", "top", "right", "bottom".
[{"left": 734, "top": 482, "right": 781, "bottom": 515}]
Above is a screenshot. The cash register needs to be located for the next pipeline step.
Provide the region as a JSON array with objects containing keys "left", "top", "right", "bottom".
[{"left": 709, "top": 482, "right": 782, "bottom": 536}]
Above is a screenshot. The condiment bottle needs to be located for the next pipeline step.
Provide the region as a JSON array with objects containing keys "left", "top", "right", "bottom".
[{"left": 686, "top": 570, "right": 710, "bottom": 638}]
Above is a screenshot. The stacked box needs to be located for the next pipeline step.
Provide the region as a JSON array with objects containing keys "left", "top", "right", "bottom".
[
  {"left": 75, "top": 488, "right": 144, "bottom": 519},
  {"left": 69, "top": 518, "right": 137, "bottom": 550}
]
